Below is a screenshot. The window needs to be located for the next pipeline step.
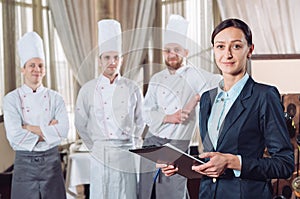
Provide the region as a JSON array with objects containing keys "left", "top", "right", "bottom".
[
  {"left": 53, "top": 30, "right": 76, "bottom": 141},
  {"left": 251, "top": 56, "right": 300, "bottom": 94}
]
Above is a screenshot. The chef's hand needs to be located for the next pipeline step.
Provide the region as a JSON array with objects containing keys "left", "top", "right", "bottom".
[
  {"left": 22, "top": 124, "right": 44, "bottom": 141},
  {"left": 21, "top": 120, "right": 57, "bottom": 141},
  {"left": 163, "top": 110, "right": 189, "bottom": 124},
  {"left": 49, "top": 119, "right": 58, "bottom": 125}
]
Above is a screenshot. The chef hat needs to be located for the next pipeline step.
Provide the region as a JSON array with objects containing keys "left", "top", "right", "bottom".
[
  {"left": 98, "top": 19, "right": 122, "bottom": 55},
  {"left": 17, "top": 32, "right": 45, "bottom": 67},
  {"left": 163, "top": 14, "right": 189, "bottom": 48}
]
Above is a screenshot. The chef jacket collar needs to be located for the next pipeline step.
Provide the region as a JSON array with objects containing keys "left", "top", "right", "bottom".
[
  {"left": 99, "top": 73, "right": 121, "bottom": 85},
  {"left": 22, "top": 84, "right": 45, "bottom": 94},
  {"left": 175, "top": 64, "right": 190, "bottom": 75}
]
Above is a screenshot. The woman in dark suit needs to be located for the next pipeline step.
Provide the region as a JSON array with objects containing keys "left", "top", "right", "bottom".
[{"left": 160, "top": 18, "right": 294, "bottom": 199}]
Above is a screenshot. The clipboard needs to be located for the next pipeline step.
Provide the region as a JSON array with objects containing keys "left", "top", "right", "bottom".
[{"left": 129, "top": 143, "right": 204, "bottom": 179}]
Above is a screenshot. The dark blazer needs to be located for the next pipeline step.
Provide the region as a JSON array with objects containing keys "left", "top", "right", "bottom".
[{"left": 198, "top": 77, "right": 294, "bottom": 199}]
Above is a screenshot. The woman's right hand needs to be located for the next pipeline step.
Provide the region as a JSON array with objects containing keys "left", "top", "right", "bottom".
[{"left": 156, "top": 163, "right": 178, "bottom": 177}]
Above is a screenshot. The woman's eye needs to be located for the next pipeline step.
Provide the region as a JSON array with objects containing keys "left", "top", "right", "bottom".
[{"left": 233, "top": 44, "right": 242, "bottom": 49}]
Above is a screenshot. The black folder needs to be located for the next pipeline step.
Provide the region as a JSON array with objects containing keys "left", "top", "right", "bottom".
[{"left": 129, "top": 143, "right": 204, "bottom": 179}]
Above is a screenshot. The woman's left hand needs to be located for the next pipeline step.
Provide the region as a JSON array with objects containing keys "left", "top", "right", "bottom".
[{"left": 192, "top": 152, "right": 236, "bottom": 178}]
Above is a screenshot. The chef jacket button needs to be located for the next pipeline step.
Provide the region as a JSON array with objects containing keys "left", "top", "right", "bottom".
[{"left": 212, "top": 178, "right": 217, "bottom": 183}]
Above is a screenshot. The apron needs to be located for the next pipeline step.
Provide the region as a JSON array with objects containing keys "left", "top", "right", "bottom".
[
  {"left": 12, "top": 146, "right": 66, "bottom": 199},
  {"left": 90, "top": 139, "right": 138, "bottom": 199}
]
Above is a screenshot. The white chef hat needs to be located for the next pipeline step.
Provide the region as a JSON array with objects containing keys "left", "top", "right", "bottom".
[
  {"left": 17, "top": 32, "right": 45, "bottom": 67},
  {"left": 163, "top": 14, "right": 189, "bottom": 49},
  {"left": 98, "top": 19, "right": 122, "bottom": 56}
]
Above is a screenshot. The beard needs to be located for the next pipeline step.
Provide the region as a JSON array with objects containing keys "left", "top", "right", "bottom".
[{"left": 165, "top": 57, "right": 184, "bottom": 70}]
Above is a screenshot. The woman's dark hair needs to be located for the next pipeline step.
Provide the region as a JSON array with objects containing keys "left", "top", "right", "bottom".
[{"left": 211, "top": 18, "right": 252, "bottom": 47}]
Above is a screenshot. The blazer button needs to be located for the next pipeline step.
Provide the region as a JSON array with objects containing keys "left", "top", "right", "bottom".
[{"left": 212, "top": 178, "right": 217, "bottom": 183}]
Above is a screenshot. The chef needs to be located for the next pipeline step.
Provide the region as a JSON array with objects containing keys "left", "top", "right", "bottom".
[
  {"left": 139, "top": 15, "right": 222, "bottom": 199},
  {"left": 3, "top": 31, "right": 69, "bottom": 199},
  {"left": 75, "top": 19, "right": 144, "bottom": 199}
]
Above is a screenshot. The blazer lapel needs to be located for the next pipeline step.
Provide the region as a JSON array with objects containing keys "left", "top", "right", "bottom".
[
  {"left": 216, "top": 77, "right": 254, "bottom": 149},
  {"left": 201, "top": 89, "right": 217, "bottom": 152}
]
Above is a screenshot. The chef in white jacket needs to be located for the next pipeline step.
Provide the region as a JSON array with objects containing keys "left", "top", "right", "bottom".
[
  {"left": 139, "top": 15, "right": 222, "bottom": 199},
  {"left": 3, "top": 32, "right": 69, "bottom": 199},
  {"left": 75, "top": 19, "right": 144, "bottom": 199}
]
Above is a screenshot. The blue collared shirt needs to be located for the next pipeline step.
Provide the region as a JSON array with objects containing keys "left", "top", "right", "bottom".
[{"left": 208, "top": 73, "right": 249, "bottom": 176}]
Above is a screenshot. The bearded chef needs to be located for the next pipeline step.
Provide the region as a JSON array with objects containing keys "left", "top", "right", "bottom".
[
  {"left": 3, "top": 32, "right": 69, "bottom": 199},
  {"left": 139, "top": 14, "right": 222, "bottom": 199},
  {"left": 75, "top": 19, "right": 144, "bottom": 199}
]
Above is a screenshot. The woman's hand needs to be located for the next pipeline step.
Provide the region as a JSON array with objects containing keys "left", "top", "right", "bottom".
[
  {"left": 192, "top": 152, "right": 241, "bottom": 178},
  {"left": 156, "top": 163, "right": 178, "bottom": 177}
]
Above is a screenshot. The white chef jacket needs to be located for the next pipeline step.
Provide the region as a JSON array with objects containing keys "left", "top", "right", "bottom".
[
  {"left": 143, "top": 64, "right": 221, "bottom": 140},
  {"left": 75, "top": 74, "right": 144, "bottom": 199},
  {"left": 75, "top": 74, "right": 144, "bottom": 148},
  {"left": 3, "top": 84, "right": 69, "bottom": 151}
]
